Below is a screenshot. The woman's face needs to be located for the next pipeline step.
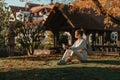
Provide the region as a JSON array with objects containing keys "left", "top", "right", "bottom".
[{"left": 75, "top": 31, "right": 81, "bottom": 39}]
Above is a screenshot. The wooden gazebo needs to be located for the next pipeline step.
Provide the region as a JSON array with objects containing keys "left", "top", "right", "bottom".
[{"left": 43, "top": 3, "right": 120, "bottom": 53}]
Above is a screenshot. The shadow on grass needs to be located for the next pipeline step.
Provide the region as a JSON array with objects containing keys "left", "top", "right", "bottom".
[
  {"left": 85, "top": 60, "right": 120, "bottom": 65},
  {"left": 0, "top": 67, "right": 120, "bottom": 80},
  {"left": 8, "top": 56, "right": 120, "bottom": 66}
]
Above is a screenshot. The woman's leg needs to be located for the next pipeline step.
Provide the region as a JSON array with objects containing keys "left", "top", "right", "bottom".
[
  {"left": 57, "top": 49, "right": 73, "bottom": 65},
  {"left": 73, "top": 50, "right": 87, "bottom": 62},
  {"left": 61, "top": 49, "right": 73, "bottom": 61}
]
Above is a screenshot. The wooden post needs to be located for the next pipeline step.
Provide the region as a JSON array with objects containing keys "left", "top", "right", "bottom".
[
  {"left": 71, "top": 29, "right": 75, "bottom": 44},
  {"left": 53, "top": 31, "right": 59, "bottom": 48}
]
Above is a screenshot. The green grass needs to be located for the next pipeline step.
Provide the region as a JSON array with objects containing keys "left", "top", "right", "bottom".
[{"left": 0, "top": 55, "right": 120, "bottom": 80}]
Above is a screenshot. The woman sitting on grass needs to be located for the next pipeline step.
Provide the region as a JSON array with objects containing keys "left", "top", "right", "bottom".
[{"left": 57, "top": 29, "right": 88, "bottom": 65}]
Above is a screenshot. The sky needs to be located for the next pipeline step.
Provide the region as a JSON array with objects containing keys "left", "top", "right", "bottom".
[
  {"left": 4, "top": 0, "right": 71, "bottom": 7},
  {"left": 4, "top": 0, "right": 51, "bottom": 7}
]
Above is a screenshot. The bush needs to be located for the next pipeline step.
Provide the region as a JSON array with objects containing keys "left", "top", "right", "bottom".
[
  {"left": 59, "top": 34, "right": 68, "bottom": 45},
  {"left": 0, "top": 48, "right": 9, "bottom": 57},
  {"left": 0, "top": 35, "right": 6, "bottom": 47}
]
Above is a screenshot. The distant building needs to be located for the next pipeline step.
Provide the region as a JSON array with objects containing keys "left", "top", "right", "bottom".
[{"left": 9, "top": 2, "right": 54, "bottom": 24}]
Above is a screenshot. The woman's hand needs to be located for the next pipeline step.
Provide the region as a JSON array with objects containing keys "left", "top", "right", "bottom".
[
  {"left": 62, "top": 44, "right": 68, "bottom": 50},
  {"left": 78, "top": 49, "right": 84, "bottom": 53}
]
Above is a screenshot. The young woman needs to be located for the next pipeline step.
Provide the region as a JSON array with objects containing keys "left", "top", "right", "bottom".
[{"left": 57, "top": 29, "right": 88, "bottom": 65}]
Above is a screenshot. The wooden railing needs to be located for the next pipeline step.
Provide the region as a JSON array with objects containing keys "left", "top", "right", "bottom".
[{"left": 92, "top": 45, "right": 120, "bottom": 56}]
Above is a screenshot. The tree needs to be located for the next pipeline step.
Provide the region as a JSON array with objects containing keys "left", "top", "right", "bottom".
[
  {"left": 14, "top": 20, "right": 45, "bottom": 55},
  {"left": 92, "top": 0, "right": 120, "bottom": 26},
  {"left": 0, "top": 2, "right": 16, "bottom": 56},
  {"left": 0, "top": 2, "right": 10, "bottom": 48},
  {"left": 72, "top": 0, "right": 120, "bottom": 27}
]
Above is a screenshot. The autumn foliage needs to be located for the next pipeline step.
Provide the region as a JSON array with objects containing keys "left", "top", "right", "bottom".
[{"left": 72, "top": 0, "right": 120, "bottom": 27}]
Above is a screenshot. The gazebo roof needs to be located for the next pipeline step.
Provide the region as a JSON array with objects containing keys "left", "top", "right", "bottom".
[
  {"left": 43, "top": 3, "right": 120, "bottom": 32},
  {"left": 43, "top": 3, "right": 105, "bottom": 32}
]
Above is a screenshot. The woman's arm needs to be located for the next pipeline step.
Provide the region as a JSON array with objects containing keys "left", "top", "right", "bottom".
[{"left": 69, "top": 39, "right": 87, "bottom": 51}]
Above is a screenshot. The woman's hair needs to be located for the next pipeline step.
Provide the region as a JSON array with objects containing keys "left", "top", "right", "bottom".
[{"left": 75, "top": 29, "right": 83, "bottom": 36}]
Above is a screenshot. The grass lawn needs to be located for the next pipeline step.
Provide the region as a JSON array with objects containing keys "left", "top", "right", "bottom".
[{"left": 0, "top": 55, "right": 120, "bottom": 80}]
